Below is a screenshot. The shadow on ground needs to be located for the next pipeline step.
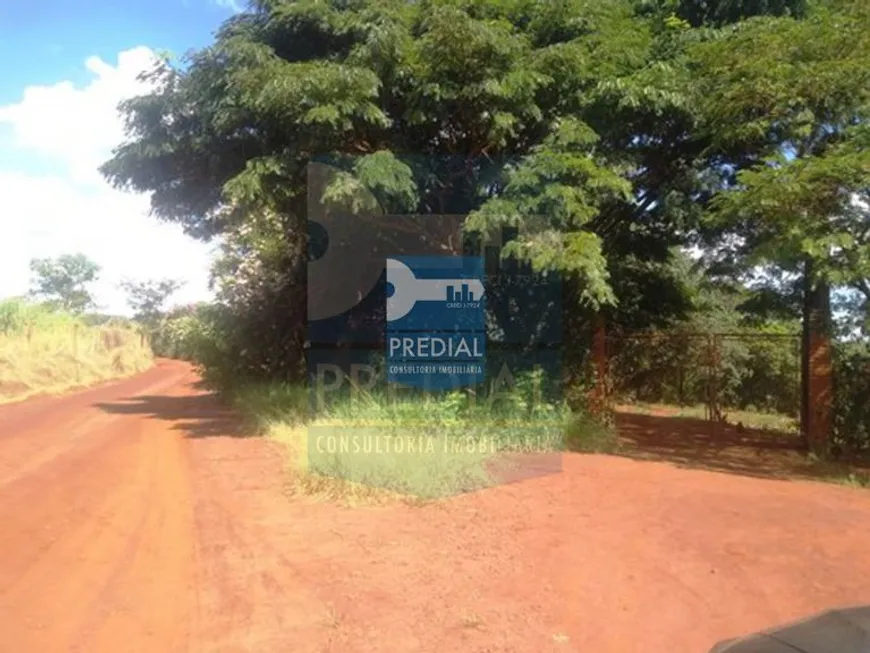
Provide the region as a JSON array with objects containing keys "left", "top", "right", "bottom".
[
  {"left": 94, "top": 388, "right": 256, "bottom": 439},
  {"left": 615, "top": 411, "right": 866, "bottom": 484},
  {"left": 92, "top": 388, "right": 867, "bottom": 486}
]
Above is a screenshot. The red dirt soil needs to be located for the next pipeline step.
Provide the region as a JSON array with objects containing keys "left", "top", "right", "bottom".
[{"left": 2, "top": 359, "right": 870, "bottom": 653}]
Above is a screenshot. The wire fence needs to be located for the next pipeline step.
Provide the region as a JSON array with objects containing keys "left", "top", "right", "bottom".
[{"left": 595, "top": 329, "right": 803, "bottom": 436}]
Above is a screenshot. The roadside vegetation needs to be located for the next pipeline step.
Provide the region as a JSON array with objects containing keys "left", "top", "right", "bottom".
[
  {"left": 152, "top": 319, "right": 620, "bottom": 501},
  {"left": 0, "top": 254, "right": 217, "bottom": 404},
  {"left": 0, "top": 297, "right": 152, "bottom": 404},
  {"left": 99, "top": 0, "right": 870, "bottom": 498},
  {"left": 0, "top": 253, "right": 158, "bottom": 403},
  {"left": 235, "top": 374, "right": 616, "bottom": 501},
  {"left": 148, "top": 251, "right": 870, "bottom": 500}
]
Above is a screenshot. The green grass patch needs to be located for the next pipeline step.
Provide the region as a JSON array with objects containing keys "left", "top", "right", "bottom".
[
  {"left": 231, "top": 380, "right": 617, "bottom": 503},
  {"left": 802, "top": 454, "right": 870, "bottom": 489},
  {"left": 616, "top": 401, "right": 797, "bottom": 433},
  {"left": 836, "top": 472, "right": 870, "bottom": 489}
]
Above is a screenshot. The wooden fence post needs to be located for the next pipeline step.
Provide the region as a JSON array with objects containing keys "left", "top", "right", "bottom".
[
  {"left": 703, "top": 334, "right": 723, "bottom": 429},
  {"left": 592, "top": 315, "right": 608, "bottom": 416},
  {"left": 73, "top": 324, "right": 80, "bottom": 383},
  {"left": 802, "top": 261, "right": 833, "bottom": 456}
]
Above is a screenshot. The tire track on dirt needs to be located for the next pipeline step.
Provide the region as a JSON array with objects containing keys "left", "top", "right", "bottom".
[
  {"left": 0, "top": 362, "right": 195, "bottom": 653},
  {"left": 4, "top": 361, "right": 870, "bottom": 653},
  {"left": 187, "top": 440, "right": 337, "bottom": 653},
  {"left": 0, "top": 418, "right": 147, "bottom": 601},
  {"left": 68, "top": 414, "right": 195, "bottom": 653},
  {"left": 0, "top": 367, "right": 189, "bottom": 600}
]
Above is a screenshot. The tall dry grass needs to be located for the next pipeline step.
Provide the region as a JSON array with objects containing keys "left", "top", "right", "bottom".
[{"left": 0, "top": 298, "right": 153, "bottom": 404}]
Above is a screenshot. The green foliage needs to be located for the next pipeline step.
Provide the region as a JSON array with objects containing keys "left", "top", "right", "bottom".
[
  {"left": 0, "top": 297, "right": 79, "bottom": 335},
  {"left": 466, "top": 117, "right": 632, "bottom": 307},
  {"left": 607, "top": 327, "right": 802, "bottom": 418},
  {"left": 150, "top": 299, "right": 293, "bottom": 395},
  {"left": 737, "top": 324, "right": 802, "bottom": 415},
  {"left": 231, "top": 381, "right": 310, "bottom": 428},
  {"left": 120, "top": 278, "right": 184, "bottom": 326},
  {"left": 635, "top": 0, "right": 808, "bottom": 27},
  {"left": 28, "top": 254, "right": 101, "bottom": 314},
  {"left": 0, "top": 298, "right": 35, "bottom": 335},
  {"left": 97, "top": 0, "right": 869, "bottom": 459},
  {"left": 150, "top": 303, "right": 227, "bottom": 367},
  {"left": 685, "top": 2, "right": 870, "bottom": 443},
  {"left": 832, "top": 342, "right": 870, "bottom": 457},
  {"left": 100, "top": 0, "right": 689, "bottom": 380},
  {"left": 606, "top": 266, "right": 803, "bottom": 416},
  {"left": 217, "top": 365, "right": 619, "bottom": 499},
  {"left": 563, "top": 410, "right": 622, "bottom": 453},
  {"left": 694, "top": 5, "right": 870, "bottom": 291}
]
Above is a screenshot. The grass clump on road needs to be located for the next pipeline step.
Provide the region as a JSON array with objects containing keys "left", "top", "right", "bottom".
[
  {"left": 231, "top": 373, "right": 616, "bottom": 503},
  {"left": 0, "top": 298, "right": 153, "bottom": 404}
]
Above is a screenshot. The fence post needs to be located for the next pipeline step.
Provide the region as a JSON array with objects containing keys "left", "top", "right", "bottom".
[
  {"left": 704, "top": 334, "right": 722, "bottom": 428},
  {"left": 73, "top": 324, "right": 80, "bottom": 383},
  {"left": 592, "top": 314, "right": 608, "bottom": 416},
  {"left": 712, "top": 335, "right": 723, "bottom": 434},
  {"left": 704, "top": 335, "right": 712, "bottom": 422},
  {"left": 803, "top": 273, "right": 833, "bottom": 456}
]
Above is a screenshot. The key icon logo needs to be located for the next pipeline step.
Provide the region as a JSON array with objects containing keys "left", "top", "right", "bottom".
[{"left": 386, "top": 258, "right": 485, "bottom": 322}]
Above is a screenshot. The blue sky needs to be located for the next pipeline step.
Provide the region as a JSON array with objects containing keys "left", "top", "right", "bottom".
[
  {"left": 0, "top": 0, "right": 235, "bottom": 104},
  {"left": 0, "top": 0, "right": 241, "bottom": 314}
]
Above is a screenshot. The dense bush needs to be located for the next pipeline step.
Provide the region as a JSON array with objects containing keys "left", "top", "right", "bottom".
[
  {"left": 832, "top": 343, "right": 870, "bottom": 457},
  {"left": 151, "top": 304, "right": 232, "bottom": 378}
]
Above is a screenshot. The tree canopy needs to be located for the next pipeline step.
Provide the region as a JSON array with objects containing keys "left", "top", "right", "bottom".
[
  {"left": 29, "top": 253, "right": 101, "bottom": 315},
  {"left": 120, "top": 278, "right": 184, "bottom": 325},
  {"left": 693, "top": 3, "right": 870, "bottom": 297},
  {"left": 101, "top": 0, "right": 870, "bottom": 383}
]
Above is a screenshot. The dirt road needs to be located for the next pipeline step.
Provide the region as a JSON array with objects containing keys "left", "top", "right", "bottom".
[{"left": 2, "top": 360, "right": 870, "bottom": 653}]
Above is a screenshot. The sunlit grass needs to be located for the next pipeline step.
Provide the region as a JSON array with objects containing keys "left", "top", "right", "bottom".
[
  {"left": 0, "top": 299, "right": 153, "bottom": 404},
  {"left": 232, "top": 380, "right": 616, "bottom": 503},
  {"left": 615, "top": 401, "right": 798, "bottom": 433}
]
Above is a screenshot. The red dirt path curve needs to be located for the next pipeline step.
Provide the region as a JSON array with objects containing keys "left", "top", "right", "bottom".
[{"left": 2, "top": 359, "right": 870, "bottom": 653}]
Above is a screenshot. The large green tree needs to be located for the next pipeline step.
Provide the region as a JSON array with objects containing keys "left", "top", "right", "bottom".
[
  {"left": 636, "top": 0, "right": 807, "bottom": 27},
  {"left": 120, "top": 278, "right": 184, "bottom": 326},
  {"left": 688, "top": 0, "right": 870, "bottom": 447},
  {"left": 101, "top": 0, "right": 848, "bottom": 385},
  {"left": 102, "top": 0, "right": 668, "bottom": 380},
  {"left": 693, "top": 3, "right": 870, "bottom": 290},
  {"left": 29, "top": 253, "right": 101, "bottom": 314}
]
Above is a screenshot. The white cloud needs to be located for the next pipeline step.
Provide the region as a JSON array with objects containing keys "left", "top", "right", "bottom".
[
  {"left": 214, "top": 0, "right": 244, "bottom": 13},
  {"left": 0, "top": 46, "right": 217, "bottom": 315}
]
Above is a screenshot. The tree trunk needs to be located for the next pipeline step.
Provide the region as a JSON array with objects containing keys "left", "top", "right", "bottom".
[{"left": 801, "top": 258, "right": 833, "bottom": 456}]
